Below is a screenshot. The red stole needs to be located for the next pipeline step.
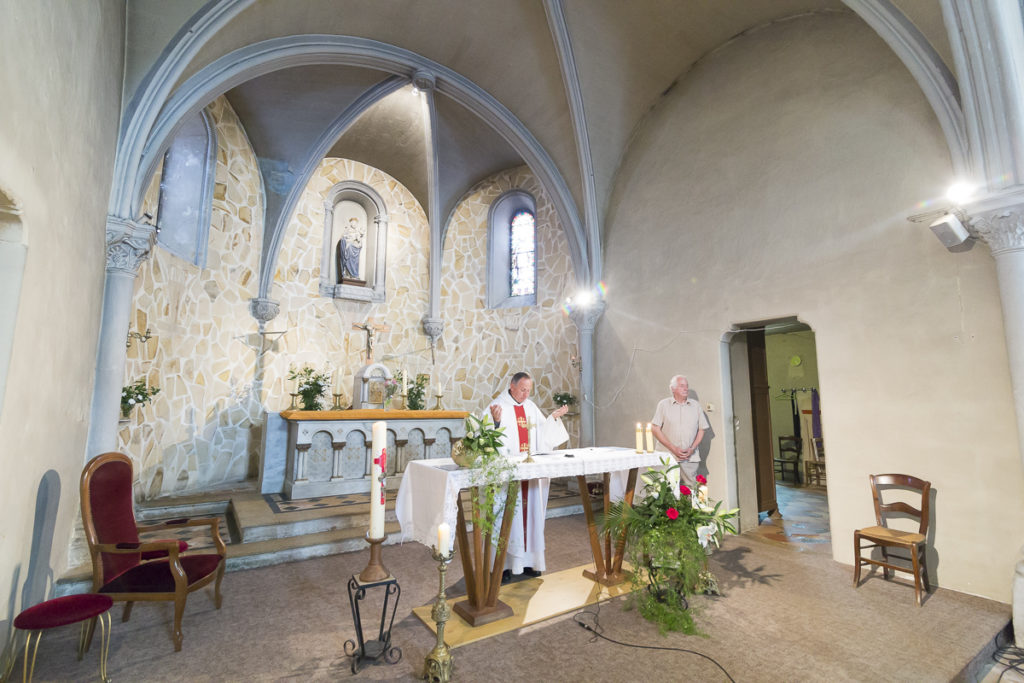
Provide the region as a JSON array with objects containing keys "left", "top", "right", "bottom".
[{"left": 513, "top": 405, "right": 530, "bottom": 543}]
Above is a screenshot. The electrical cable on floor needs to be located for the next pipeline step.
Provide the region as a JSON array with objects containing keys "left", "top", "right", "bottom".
[
  {"left": 573, "top": 601, "right": 735, "bottom": 683},
  {"left": 991, "top": 628, "right": 1024, "bottom": 683}
]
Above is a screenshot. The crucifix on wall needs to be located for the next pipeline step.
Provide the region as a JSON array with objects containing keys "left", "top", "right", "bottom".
[{"left": 352, "top": 320, "right": 391, "bottom": 363}]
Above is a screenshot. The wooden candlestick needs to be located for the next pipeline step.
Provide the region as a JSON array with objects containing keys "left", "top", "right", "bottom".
[{"left": 359, "top": 533, "right": 390, "bottom": 582}]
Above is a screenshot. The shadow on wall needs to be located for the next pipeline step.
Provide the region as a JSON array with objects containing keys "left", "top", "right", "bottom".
[
  {"left": 0, "top": 470, "right": 61, "bottom": 661},
  {"left": 688, "top": 388, "right": 716, "bottom": 482}
]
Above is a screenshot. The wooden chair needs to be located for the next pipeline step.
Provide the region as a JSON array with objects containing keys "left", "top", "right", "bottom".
[
  {"left": 804, "top": 437, "right": 826, "bottom": 486},
  {"left": 773, "top": 436, "right": 801, "bottom": 483},
  {"left": 80, "top": 452, "right": 226, "bottom": 651},
  {"left": 853, "top": 473, "right": 931, "bottom": 605}
]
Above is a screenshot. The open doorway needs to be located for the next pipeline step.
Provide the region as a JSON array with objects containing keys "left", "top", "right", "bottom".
[{"left": 725, "top": 318, "right": 830, "bottom": 552}]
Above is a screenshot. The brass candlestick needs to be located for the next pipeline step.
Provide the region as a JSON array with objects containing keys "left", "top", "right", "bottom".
[
  {"left": 289, "top": 393, "right": 299, "bottom": 410},
  {"left": 424, "top": 546, "right": 454, "bottom": 683},
  {"left": 332, "top": 393, "right": 343, "bottom": 410},
  {"left": 433, "top": 395, "right": 444, "bottom": 410}
]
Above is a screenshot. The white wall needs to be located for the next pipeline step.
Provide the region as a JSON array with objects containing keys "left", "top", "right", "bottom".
[
  {"left": 0, "top": 0, "right": 125, "bottom": 641},
  {"left": 597, "top": 11, "right": 1024, "bottom": 602}
]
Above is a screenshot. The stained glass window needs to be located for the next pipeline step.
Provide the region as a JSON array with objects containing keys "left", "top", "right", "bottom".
[{"left": 510, "top": 210, "right": 536, "bottom": 297}]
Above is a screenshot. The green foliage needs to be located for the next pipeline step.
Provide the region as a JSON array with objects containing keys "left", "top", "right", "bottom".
[
  {"left": 603, "top": 461, "right": 738, "bottom": 634},
  {"left": 394, "top": 370, "right": 429, "bottom": 410},
  {"left": 121, "top": 378, "right": 160, "bottom": 418},
  {"left": 552, "top": 391, "right": 577, "bottom": 407},
  {"left": 462, "top": 414, "right": 518, "bottom": 544},
  {"left": 289, "top": 365, "right": 330, "bottom": 411}
]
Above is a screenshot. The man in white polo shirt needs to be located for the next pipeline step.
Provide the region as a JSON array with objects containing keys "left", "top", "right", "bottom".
[{"left": 651, "top": 375, "right": 709, "bottom": 486}]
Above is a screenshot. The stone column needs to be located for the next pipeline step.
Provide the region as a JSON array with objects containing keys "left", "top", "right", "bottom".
[
  {"left": 968, "top": 198, "right": 1024, "bottom": 646},
  {"left": 570, "top": 301, "right": 605, "bottom": 447},
  {"left": 85, "top": 216, "right": 156, "bottom": 458},
  {"left": 319, "top": 199, "right": 335, "bottom": 296}
]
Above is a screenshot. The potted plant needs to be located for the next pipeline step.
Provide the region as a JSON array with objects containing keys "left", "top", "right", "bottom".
[
  {"left": 121, "top": 379, "right": 159, "bottom": 419},
  {"left": 553, "top": 391, "right": 577, "bottom": 414},
  {"left": 604, "top": 461, "right": 738, "bottom": 634},
  {"left": 288, "top": 365, "right": 330, "bottom": 411},
  {"left": 395, "top": 370, "right": 429, "bottom": 410},
  {"left": 453, "top": 414, "right": 518, "bottom": 542}
]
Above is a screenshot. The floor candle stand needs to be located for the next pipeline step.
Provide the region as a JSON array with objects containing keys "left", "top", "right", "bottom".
[
  {"left": 424, "top": 546, "right": 454, "bottom": 683},
  {"left": 343, "top": 573, "right": 402, "bottom": 674}
]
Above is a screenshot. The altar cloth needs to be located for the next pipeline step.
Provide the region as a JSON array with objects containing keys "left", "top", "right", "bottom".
[{"left": 395, "top": 447, "right": 664, "bottom": 553}]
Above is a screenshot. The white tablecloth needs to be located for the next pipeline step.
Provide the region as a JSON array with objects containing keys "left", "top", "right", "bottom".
[{"left": 394, "top": 447, "right": 665, "bottom": 553}]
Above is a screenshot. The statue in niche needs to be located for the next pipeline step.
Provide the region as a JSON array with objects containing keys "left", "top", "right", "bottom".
[{"left": 336, "top": 216, "right": 366, "bottom": 283}]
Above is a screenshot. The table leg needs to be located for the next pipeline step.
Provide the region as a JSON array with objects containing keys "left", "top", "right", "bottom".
[
  {"left": 580, "top": 469, "right": 637, "bottom": 586},
  {"left": 452, "top": 483, "right": 518, "bottom": 627}
]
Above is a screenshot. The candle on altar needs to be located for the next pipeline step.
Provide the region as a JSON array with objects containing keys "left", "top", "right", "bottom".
[
  {"left": 332, "top": 369, "right": 342, "bottom": 395},
  {"left": 645, "top": 423, "right": 654, "bottom": 452},
  {"left": 370, "top": 421, "right": 387, "bottom": 539},
  {"left": 437, "top": 522, "right": 450, "bottom": 553},
  {"left": 435, "top": 376, "right": 444, "bottom": 397},
  {"left": 635, "top": 423, "right": 643, "bottom": 453},
  {"left": 402, "top": 367, "right": 408, "bottom": 395}
]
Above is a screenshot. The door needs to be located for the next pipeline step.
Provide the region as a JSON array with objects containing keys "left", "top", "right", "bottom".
[{"left": 747, "top": 330, "right": 777, "bottom": 514}]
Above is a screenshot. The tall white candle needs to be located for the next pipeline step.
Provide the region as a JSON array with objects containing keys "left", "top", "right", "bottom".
[
  {"left": 437, "top": 522, "right": 450, "bottom": 553},
  {"left": 635, "top": 423, "right": 643, "bottom": 453},
  {"left": 402, "top": 368, "right": 408, "bottom": 395},
  {"left": 645, "top": 423, "right": 654, "bottom": 452},
  {"left": 370, "top": 421, "right": 387, "bottom": 539}
]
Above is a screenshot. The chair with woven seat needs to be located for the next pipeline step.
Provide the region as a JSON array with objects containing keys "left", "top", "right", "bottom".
[
  {"left": 853, "top": 473, "right": 931, "bottom": 605},
  {"left": 804, "top": 437, "right": 826, "bottom": 486},
  {"left": 80, "top": 452, "right": 226, "bottom": 651}
]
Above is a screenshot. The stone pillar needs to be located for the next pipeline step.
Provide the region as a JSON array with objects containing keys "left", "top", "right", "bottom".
[
  {"left": 968, "top": 198, "right": 1024, "bottom": 646},
  {"left": 570, "top": 301, "right": 605, "bottom": 447},
  {"left": 85, "top": 216, "right": 156, "bottom": 458},
  {"left": 319, "top": 199, "right": 335, "bottom": 296}
]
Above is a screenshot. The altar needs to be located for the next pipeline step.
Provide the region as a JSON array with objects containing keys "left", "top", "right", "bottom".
[
  {"left": 274, "top": 409, "right": 469, "bottom": 500},
  {"left": 396, "top": 447, "right": 665, "bottom": 625}
]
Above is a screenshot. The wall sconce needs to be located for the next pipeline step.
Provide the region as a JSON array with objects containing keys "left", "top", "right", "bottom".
[{"left": 126, "top": 326, "right": 152, "bottom": 349}]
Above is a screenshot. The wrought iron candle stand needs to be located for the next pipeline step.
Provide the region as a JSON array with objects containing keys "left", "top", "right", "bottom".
[
  {"left": 424, "top": 546, "right": 454, "bottom": 683},
  {"left": 343, "top": 571, "right": 402, "bottom": 674}
]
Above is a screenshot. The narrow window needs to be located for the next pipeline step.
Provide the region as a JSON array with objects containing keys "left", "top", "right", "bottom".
[
  {"left": 156, "top": 110, "right": 216, "bottom": 266},
  {"left": 509, "top": 210, "right": 536, "bottom": 297}
]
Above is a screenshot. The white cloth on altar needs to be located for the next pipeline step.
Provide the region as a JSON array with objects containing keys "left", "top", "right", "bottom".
[
  {"left": 486, "top": 392, "right": 569, "bottom": 573},
  {"left": 608, "top": 454, "right": 678, "bottom": 502},
  {"left": 395, "top": 448, "right": 664, "bottom": 554}
]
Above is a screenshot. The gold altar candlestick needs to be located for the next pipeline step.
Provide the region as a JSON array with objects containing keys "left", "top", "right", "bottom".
[
  {"left": 425, "top": 546, "right": 454, "bottom": 683},
  {"left": 332, "top": 393, "right": 344, "bottom": 410},
  {"left": 289, "top": 393, "right": 299, "bottom": 410}
]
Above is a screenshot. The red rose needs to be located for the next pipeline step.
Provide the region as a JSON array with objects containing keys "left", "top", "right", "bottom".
[
  {"left": 666, "top": 508, "right": 679, "bottom": 520},
  {"left": 696, "top": 475, "right": 707, "bottom": 485},
  {"left": 679, "top": 485, "right": 692, "bottom": 496}
]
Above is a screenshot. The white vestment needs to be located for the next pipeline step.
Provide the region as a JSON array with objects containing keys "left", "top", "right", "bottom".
[{"left": 487, "top": 391, "right": 568, "bottom": 573}]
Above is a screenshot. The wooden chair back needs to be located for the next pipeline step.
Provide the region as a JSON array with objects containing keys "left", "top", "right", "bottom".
[
  {"left": 80, "top": 452, "right": 143, "bottom": 587},
  {"left": 869, "top": 473, "right": 930, "bottom": 535}
]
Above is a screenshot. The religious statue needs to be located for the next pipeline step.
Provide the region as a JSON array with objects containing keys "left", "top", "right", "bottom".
[{"left": 336, "top": 216, "right": 365, "bottom": 282}]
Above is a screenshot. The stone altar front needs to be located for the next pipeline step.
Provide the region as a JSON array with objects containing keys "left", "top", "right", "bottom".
[{"left": 278, "top": 409, "right": 469, "bottom": 500}]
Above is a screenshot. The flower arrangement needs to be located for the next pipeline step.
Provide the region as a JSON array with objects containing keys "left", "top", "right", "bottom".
[
  {"left": 121, "top": 379, "right": 159, "bottom": 418},
  {"left": 383, "top": 377, "right": 400, "bottom": 407},
  {"left": 395, "top": 370, "right": 429, "bottom": 410},
  {"left": 604, "top": 461, "right": 738, "bottom": 634},
  {"left": 288, "top": 365, "right": 330, "bottom": 411},
  {"left": 552, "top": 391, "right": 577, "bottom": 408},
  {"left": 462, "top": 414, "right": 518, "bottom": 543}
]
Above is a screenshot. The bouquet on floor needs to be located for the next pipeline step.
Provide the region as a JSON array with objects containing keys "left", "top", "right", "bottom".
[{"left": 604, "top": 460, "right": 738, "bottom": 634}]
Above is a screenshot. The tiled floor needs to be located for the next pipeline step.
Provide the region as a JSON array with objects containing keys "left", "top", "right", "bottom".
[{"left": 749, "top": 481, "right": 831, "bottom": 554}]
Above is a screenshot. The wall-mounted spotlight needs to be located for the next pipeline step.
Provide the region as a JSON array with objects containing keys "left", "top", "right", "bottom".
[{"left": 929, "top": 212, "right": 970, "bottom": 248}]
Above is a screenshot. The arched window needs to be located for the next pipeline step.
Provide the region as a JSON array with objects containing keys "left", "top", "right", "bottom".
[
  {"left": 156, "top": 109, "right": 216, "bottom": 266},
  {"left": 0, "top": 189, "right": 25, "bottom": 417},
  {"left": 487, "top": 190, "right": 537, "bottom": 308}
]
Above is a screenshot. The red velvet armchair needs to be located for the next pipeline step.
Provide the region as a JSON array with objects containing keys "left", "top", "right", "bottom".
[{"left": 80, "top": 452, "right": 226, "bottom": 651}]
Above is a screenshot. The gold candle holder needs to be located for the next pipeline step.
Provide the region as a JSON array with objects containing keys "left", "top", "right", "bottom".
[
  {"left": 289, "top": 393, "right": 299, "bottom": 410},
  {"left": 332, "top": 393, "right": 344, "bottom": 410},
  {"left": 433, "top": 395, "right": 444, "bottom": 410},
  {"left": 424, "top": 546, "right": 454, "bottom": 683}
]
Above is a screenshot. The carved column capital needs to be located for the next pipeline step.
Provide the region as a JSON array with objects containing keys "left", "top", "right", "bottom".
[
  {"left": 969, "top": 205, "right": 1024, "bottom": 254},
  {"left": 569, "top": 301, "right": 606, "bottom": 333},
  {"left": 249, "top": 297, "right": 280, "bottom": 331},
  {"left": 105, "top": 215, "right": 156, "bottom": 275},
  {"left": 422, "top": 316, "right": 445, "bottom": 341}
]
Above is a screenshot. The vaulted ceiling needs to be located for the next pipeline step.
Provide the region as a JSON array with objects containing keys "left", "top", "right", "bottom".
[{"left": 121, "top": 0, "right": 954, "bottom": 290}]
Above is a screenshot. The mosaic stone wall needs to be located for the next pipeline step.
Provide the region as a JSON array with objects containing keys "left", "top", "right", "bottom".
[
  {"left": 122, "top": 96, "right": 264, "bottom": 498},
  {"left": 122, "top": 123, "right": 580, "bottom": 500}
]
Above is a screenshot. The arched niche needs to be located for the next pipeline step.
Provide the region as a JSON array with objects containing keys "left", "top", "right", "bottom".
[{"left": 319, "top": 180, "right": 389, "bottom": 303}]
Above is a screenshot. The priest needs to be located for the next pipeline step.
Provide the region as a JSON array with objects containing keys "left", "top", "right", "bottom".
[{"left": 488, "top": 371, "right": 569, "bottom": 581}]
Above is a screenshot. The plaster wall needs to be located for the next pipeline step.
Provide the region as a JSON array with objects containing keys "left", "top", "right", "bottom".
[
  {"left": 597, "top": 12, "right": 1023, "bottom": 602},
  {"left": 0, "top": 0, "right": 125, "bottom": 640}
]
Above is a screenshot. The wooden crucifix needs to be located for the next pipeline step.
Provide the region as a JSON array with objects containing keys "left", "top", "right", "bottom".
[{"left": 352, "top": 320, "right": 391, "bottom": 363}]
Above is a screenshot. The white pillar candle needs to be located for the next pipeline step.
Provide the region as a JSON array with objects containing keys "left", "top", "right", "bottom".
[
  {"left": 645, "top": 423, "right": 654, "bottom": 452},
  {"left": 437, "top": 522, "right": 450, "bottom": 553},
  {"left": 635, "top": 422, "right": 643, "bottom": 453},
  {"left": 370, "top": 421, "right": 387, "bottom": 539},
  {"left": 402, "top": 367, "right": 408, "bottom": 394}
]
